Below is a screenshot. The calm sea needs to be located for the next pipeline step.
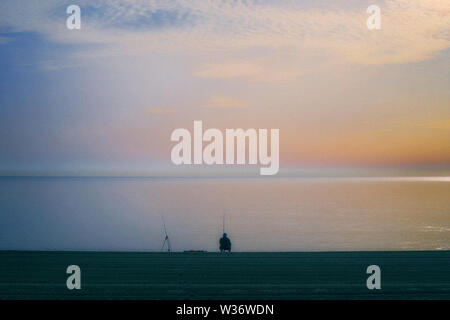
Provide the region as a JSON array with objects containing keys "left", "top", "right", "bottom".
[{"left": 0, "top": 177, "right": 449, "bottom": 251}]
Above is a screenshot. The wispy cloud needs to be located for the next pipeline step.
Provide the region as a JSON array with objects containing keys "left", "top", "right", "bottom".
[
  {"left": 143, "top": 107, "right": 176, "bottom": 115},
  {"left": 1, "top": 0, "right": 448, "bottom": 65},
  {"left": 415, "top": 119, "right": 450, "bottom": 130},
  {"left": 202, "top": 95, "right": 249, "bottom": 109},
  {"left": 196, "top": 62, "right": 265, "bottom": 80},
  {"left": 195, "top": 60, "right": 302, "bottom": 82}
]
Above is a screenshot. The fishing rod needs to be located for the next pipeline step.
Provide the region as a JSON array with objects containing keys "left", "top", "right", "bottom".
[
  {"left": 222, "top": 211, "right": 225, "bottom": 234},
  {"left": 160, "top": 215, "right": 172, "bottom": 252}
]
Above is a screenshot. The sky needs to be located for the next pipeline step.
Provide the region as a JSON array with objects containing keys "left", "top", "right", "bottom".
[{"left": 0, "top": 0, "right": 449, "bottom": 176}]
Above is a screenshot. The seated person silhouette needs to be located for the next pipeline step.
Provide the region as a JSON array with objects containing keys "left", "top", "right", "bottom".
[{"left": 219, "top": 233, "right": 231, "bottom": 252}]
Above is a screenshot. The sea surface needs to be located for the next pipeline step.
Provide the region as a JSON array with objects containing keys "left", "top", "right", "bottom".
[{"left": 0, "top": 176, "right": 449, "bottom": 252}]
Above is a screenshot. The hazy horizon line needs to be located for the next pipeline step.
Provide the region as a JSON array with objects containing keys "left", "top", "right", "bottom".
[{"left": 1, "top": 173, "right": 449, "bottom": 181}]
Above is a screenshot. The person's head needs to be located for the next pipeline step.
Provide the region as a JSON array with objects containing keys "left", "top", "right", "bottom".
[{"left": 223, "top": 233, "right": 227, "bottom": 237}]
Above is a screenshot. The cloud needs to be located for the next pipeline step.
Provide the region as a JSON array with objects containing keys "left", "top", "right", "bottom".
[
  {"left": 143, "top": 107, "right": 176, "bottom": 115},
  {"left": 0, "top": 0, "right": 448, "bottom": 66},
  {"left": 195, "top": 60, "right": 302, "bottom": 82},
  {"left": 196, "top": 62, "right": 264, "bottom": 80},
  {"left": 203, "top": 95, "right": 249, "bottom": 109},
  {"left": 415, "top": 119, "right": 450, "bottom": 130},
  {"left": 333, "top": 0, "right": 450, "bottom": 65}
]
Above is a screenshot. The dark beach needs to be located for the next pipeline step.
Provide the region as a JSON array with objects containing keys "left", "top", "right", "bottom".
[{"left": 1, "top": 250, "right": 449, "bottom": 300}]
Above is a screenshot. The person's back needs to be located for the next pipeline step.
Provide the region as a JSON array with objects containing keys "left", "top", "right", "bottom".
[{"left": 219, "top": 233, "right": 231, "bottom": 252}]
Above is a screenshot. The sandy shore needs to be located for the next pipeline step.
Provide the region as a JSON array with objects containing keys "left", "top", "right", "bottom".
[{"left": 1, "top": 251, "right": 449, "bottom": 299}]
